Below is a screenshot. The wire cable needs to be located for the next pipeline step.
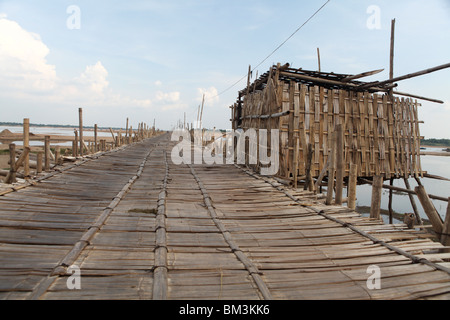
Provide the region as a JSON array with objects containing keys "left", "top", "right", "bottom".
[{"left": 216, "top": 0, "right": 331, "bottom": 97}]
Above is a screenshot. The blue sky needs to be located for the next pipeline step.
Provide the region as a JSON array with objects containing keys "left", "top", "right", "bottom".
[{"left": 0, "top": 0, "right": 449, "bottom": 138}]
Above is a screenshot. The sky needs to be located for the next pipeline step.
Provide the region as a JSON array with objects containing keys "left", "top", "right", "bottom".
[{"left": 0, "top": 0, "right": 449, "bottom": 138}]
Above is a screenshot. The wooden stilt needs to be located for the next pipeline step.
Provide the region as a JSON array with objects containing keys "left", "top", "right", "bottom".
[
  {"left": 326, "top": 132, "right": 336, "bottom": 206},
  {"left": 388, "top": 178, "right": 394, "bottom": 224},
  {"left": 348, "top": 163, "right": 358, "bottom": 210},
  {"left": 36, "top": 152, "right": 43, "bottom": 174},
  {"left": 335, "top": 124, "right": 344, "bottom": 205},
  {"left": 5, "top": 144, "right": 16, "bottom": 184},
  {"left": 403, "top": 177, "right": 423, "bottom": 225},
  {"left": 44, "top": 136, "right": 50, "bottom": 172},
  {"left": 415, "top": 185, "right": 444, "bottom": 235},
  {"left": 441, "top": 198, "right": 450, "bottom": 252},
  {"left": 79, "top": 108, "right": 84, "bottom": 156},
  {"left": 370, "top": 175, "right": 383, "bottom": 220}
]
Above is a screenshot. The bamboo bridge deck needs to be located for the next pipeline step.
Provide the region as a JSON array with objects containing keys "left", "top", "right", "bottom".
[{"left": 1, "top": 133, "right": 450, "bottom": 300}]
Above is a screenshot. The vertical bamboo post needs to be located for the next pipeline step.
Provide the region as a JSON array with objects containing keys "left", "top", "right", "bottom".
[
  {"left": 55, "top": 148, "right": 60, "bottom": 166},
  {"left": 348, "top": 163, "right": 358, "bottom": 210},
  {"left": 71, "top": 141, "right": 76, "bottom": 157},
  {"left": 200, "top": 94, "right": 205, "bottom": 130},
  {"left": 125, "top": 118, "right": 129, "bottom": 143},
  {"left": 94, "top": 124, "right": 98, "bottom": 152},
  {"left": 44, "top": 136, "right": 50, "bottom": 172},
  {"left": 415, "top": 185, "right": 444, "bottom": 235},
  {"left": 441, "top": 198, "right": 450, "bottom": 251},
  {"left": 294, "top": 137, "right": 300, "bottom": 189},
  {"left": 36, "top": 152, "right": 42, "bottom": 174},
  {"left": 389, "top": 19, "right": 396, "bottom": 92},
  {"left": 304, "top": 144, "right": 314, "bottom": 191},
  {"left": 79, "top": 108, "right": 83, "bottom": 156},
  {"left": 404, "top": 178, "right": 422, "bottom": 225},
  {"left": 74, "top": 130, "right": 78, "bottom": 157},
  {"left": 335, "top": 124, "right": 344, "bottom": 205},
  {"left": 326, "top": 132, "right": 336, "bottom": 205},
  {"left": 317, "top": 48, "right": 321, "bottom": 73},
  {"left": 370, "top": 175, "right": 383, "bottom": 220},
  {"left": 388, "top": 178, "right": 394, "bottom": 224},
  {"left": 23, "top": 118, "right": 30, "bottom": 177},
  {"left": 6, "top": 144, "right": 16, "bottom": 184}
]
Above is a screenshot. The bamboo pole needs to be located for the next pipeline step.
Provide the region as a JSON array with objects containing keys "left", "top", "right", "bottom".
[
  {"left": 348, "top": 163, "right": 358, "bottom": 210},
  {"left": 358, "top": 62, "right": 450, "bottom": 90},
  {"left": 94, "top": 124, "right": 98, "bottom": 151},
  {"left": 388, "top": 178, "right": 394, "bottom": 224},
  {"left": 392, "top": 91, "right": 443, "bottom": 104},
  {"left": 326, "top": 132, "right": 336, "bottom": 205},
  {"left": 341, "top": 69, "right": 384, "bottom": 82},
  {"left": 389, "top": 19, "right": 396, "bottom": 91},
  {"left": 403, "top": 178, "right": 422, "bottom": 225},
  {"left": 74, "top": 130, "right": 78, "bottom": 157},
  {"left": 79, "top": 108, "right": 83, "bottom": 156},
  {"left": 335, "top": 124, "right": 344, "bottom": 205},
  {"left": 23, "top": 118, "right": 30, "bottom": 177},
  {"left": 44, "top": 136, "right": 50, "bottom": 171},
  {"left": 304, "top": 144, "right": 314, "bottom": 191},
  {"left": 200, "top": 94, "right": 205, "bottom": 130},
  {"left": 415, "top": 185, "right": 444, "bottom": 235},
  {"left": 370, "top": 175, "right": 383, "bottom": 220},
  {"left": 317, "top": 48, "right": 321, "bottom": 73},
  {"left": 5, "top": 144, "right": 16, "bottom": 184},
  {"left": 36, "top": 152, "right": 42, "bottom": 174},
  {"left": 441, "top": 198, "right": 450, "bottom": 251}
]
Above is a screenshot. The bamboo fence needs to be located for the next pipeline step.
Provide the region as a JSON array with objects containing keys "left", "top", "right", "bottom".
[{"left": 231, "top": 64, "right": 423, "bottom": 181}]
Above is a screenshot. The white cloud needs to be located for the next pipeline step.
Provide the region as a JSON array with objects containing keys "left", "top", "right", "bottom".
[
  {"left": 154, "top": 80, "right": 162, "bottom": 86},
  {"left": 155, "top": 91, "right": 180, "bottom": 103},
  {"left": 0, "top": 16, "right": 154, "bottom": 109},
  {"left": 0, "top": 16, "right": 57, "bottom": 92},
  {"left": 197, "top": 86, "right": 219, "bottom": 106},
  {"left": 77, "top": 61, "right": 109, "bottom": 94}
]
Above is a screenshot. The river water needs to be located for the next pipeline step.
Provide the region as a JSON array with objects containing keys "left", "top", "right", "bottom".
[
  {"left": 0, "top": 125, "right": 112, "bottom": 147},
  {"left": 355, "top": 148, "right": 450, "bottom": 223}
]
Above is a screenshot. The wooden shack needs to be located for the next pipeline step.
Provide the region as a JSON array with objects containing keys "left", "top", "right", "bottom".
[{"left": 230, "top": 63, "right": 426, "bottom": 182}]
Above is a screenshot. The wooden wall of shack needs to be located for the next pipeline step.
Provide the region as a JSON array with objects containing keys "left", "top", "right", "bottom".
[{"left": 231, "top": 64, "right": 423, "bottom": 181}]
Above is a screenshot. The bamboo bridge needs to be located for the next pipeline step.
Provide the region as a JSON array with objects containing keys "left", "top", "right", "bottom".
[{"left": 1, "top": 133, "right": 450, "bottom": 300}]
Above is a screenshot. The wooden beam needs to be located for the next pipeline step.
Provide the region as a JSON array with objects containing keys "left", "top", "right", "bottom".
[
  {"left": 358, "top": 62, "right": 450, "bottom": 90},
  {"left": 341, "top": 69, "right": 384, "bottom": 82},
  {"left": 279, "top": 71, "right": 394, "bottom": 92},
  {"left": 392, "top": 91, "right": 444, "bottom": 104}
]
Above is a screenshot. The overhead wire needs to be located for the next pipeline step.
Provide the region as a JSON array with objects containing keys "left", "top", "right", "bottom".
[{"left": 215, "top": 0, "right": 331, "bottom": 97}]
